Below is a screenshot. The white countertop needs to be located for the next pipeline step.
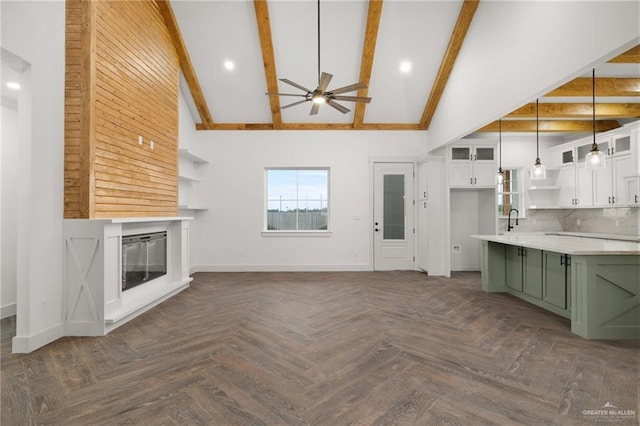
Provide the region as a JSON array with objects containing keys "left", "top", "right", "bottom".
[{"left": 472, "top": 233, "right": 640, "bottom": 255}]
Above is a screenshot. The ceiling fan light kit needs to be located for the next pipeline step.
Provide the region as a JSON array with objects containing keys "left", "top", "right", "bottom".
[
  {"left": 585, "top": 68, "right": 606, "bottom": 170},
  {"left": 265, "top": 0, "right": 372, "bottom": 115}
]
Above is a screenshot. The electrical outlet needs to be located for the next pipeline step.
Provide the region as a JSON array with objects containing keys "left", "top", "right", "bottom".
[
  {"left": 150, "top": 141, "right": 155, "bottom": 150},
  {"left": 138, "top": 135, "right": 143, "bottom": 145},
  {"left": 452, "top": 245, "right": 461, "bottom": 253}
]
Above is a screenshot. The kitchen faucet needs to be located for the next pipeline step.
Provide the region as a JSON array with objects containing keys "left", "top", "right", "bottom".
[{"left": 507, "top": 208, "right": 519, "bottom": 232}]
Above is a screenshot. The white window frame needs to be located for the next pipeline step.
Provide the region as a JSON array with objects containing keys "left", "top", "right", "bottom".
[
  {"left": 262, "top": 167, "right": 332, "bottom": 237},
  {"left": 497, "top": 167, "right": 525, "bottom": 218}
]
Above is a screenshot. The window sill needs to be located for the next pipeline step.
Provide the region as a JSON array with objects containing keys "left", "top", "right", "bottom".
[{"left": 261, "top": 231, "right": 332, "bottom": 238}]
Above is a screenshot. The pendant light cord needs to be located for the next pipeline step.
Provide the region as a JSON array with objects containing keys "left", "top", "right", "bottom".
[
  {"left": 592, "top": 68, "right": 596, "bottom": 148},
  {"left": 498, "top": 118, "right": 502, "bottom": 169},
  {"left": 536, "top": 99, "right": 540, "bottom": 159},
  {"left": 317, "top": 0, "right": 321, "bottom": 83}
]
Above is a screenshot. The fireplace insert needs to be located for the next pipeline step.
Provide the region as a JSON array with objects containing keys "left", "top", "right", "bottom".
[{"left": 122, "top": 231, "right": 167, "bottom": 291}]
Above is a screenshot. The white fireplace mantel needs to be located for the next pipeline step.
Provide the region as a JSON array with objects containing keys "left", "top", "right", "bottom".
[{"left": 63, "top": 217, "right": 192, "bottom": 336}]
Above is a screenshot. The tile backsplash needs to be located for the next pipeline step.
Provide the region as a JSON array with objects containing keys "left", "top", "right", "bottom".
[{"left": 499, "top": 208, "right": 639, "bottom": 236}]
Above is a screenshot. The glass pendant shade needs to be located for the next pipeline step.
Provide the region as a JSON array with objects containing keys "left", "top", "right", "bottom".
[
  {"left": 496, "top": 168, "right": 505, "bottom": 185},
  {"left": 531, "top": 158, "right": 547, "bottom": 180},
  {"left": 585, "top": 145, "right": 606, "bottom": 170}
]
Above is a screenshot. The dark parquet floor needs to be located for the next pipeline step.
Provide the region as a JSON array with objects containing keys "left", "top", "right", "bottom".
[{"left": 1, "top": 271, "right": 638, "bottom": 425}]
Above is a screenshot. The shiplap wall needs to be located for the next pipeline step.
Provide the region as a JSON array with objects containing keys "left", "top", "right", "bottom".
[{"left": 64, "top": 0, "right": 179, "bottom": 218}]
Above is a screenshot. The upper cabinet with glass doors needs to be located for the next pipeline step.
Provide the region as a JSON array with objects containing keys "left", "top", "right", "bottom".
[{"left": 448, "top": 143, "right": 497, "bottom": 187}]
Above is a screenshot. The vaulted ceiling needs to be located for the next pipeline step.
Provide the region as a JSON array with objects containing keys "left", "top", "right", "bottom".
[{"left": 163, "top": 0, "right": 640, "bottom": 134}]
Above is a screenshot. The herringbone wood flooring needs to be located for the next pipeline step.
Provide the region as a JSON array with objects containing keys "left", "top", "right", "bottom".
[{"left": 1, "top": 271, "right": 638, "bottom": 425}]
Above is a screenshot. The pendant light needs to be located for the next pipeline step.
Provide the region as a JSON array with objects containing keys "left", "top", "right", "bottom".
[
  {"left": 530, "top": 99, "right": 547, "bottom": 180},
  {"left": 496, "top": 118, "right": 504, "bottom": 185},
  {"left": 585, "top": 68, "right": 606, "bottom": 170}
]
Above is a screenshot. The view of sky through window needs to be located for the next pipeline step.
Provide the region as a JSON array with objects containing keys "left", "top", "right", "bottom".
[{"left": 267, "top": 169, "right": 328, "bottom": 212}]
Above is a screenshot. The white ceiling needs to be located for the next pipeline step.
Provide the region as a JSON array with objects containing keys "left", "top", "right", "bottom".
[
  {"left": 172, "top": 0, "right": 465, "bottom": 124},
  {"left": 171, "top": 0, "right": 639, "bottom": 135}
]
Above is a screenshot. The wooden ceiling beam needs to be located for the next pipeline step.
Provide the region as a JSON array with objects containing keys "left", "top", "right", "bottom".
[
  {"left": 506, "top": 102, "right": 640, "bottom": 119},
  {"left": 478, "top": 120, "right": 620, "bottom": 133},
  {"left": 353, "top": 0, "right": 383, "bottom": 129},
  {"left": 195, "top": 123, "right": 420, "bottom": 131},
  {"left": 157, "top": 0, "right": 214, "bottom": 130},
  {"left": 254, "top": 0, "right": 283, "bottom": 129},
  {"left": 545, "top": 77, "right": 640, "bottom": 97},
  {"left": 418, "top": 0, "right": 479, "bottom": 130},
  {"left": 608, "top": 45, "right": 640, "bottom": 63}
]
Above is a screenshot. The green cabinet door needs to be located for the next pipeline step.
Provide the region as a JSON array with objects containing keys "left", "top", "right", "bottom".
[
  {"left": 523, "top": 247, "right": 543, "bottom": 299},
  {"left": 543, "top": 251, "right": 567, "bottom": 309},
  {"left": 505, "top": 245, "right": 523, "bottom": 292}
]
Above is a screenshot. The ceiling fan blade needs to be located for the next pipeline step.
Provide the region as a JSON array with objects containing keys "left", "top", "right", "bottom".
[
  {"left": 331, "top": 95, "right": 372, "bottom": 103},
  {"left": 280, "top": 78, "right": 313, "bottom": 93},
  {"left": 329, "top": 82, "right": 367, "bottom": 95},
  {"left": 265, "top": 93, "right": 307, "bottom": 97},
  {"left": 317, "top": 72, "right": 333, "bottom": 92},
  {"left": 327, "top": 99, "right": 350, "bottom": 114},
  {"left": 310, "top": 103, "right": 321, "bottom": 115},
  {"left": 281, "top": 99, "right": 309, "bottom": 109}
]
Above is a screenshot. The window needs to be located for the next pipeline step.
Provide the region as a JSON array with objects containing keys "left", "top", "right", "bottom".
[
  {"left": 497, "top": 168, "right": 523, "bottom": 217},
  {"left": 266, "top": 168, "right": 329, "bottom": 231}
]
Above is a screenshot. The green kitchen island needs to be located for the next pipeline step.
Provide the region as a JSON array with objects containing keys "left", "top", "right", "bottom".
[{"left": 472, "top": 233, "right": 640, "bottom": 339}]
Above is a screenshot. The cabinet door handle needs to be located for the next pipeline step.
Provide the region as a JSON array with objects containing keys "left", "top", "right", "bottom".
[
  {"left": 474, "top": 177, "right": 477, "bottom": 184},
  {"left": 608, "top": 196, "right": 612, "bottom": 204},
  {"left": 636, "top": 195, "right": 638, "bottom": 204},
  {"left": 612, "top": 196, "right": 615, "bottom": 204},
  {"left": 560, "top": 255, "right": 564, "bottom": 266},
  {"left": 470, "top": 177, "right": 473, "bottom": 185}
]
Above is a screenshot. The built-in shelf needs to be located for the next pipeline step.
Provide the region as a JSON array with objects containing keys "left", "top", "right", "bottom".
[
  {"left": 528, "top": 186, "right": 561, "bottom": 191},
  {"left": 179, "top": 148, "right": 209, "bottom": 165},
  {"left": 178, "top": 205, "right": 209, "bottom": 211},
  {"left": 179, "top": 149, "right": 208, "bottom": 211}
]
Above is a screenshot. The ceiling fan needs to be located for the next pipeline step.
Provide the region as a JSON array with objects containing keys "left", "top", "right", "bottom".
[{"left": 266, "top": 0, "right": 372, "bottom": 115}]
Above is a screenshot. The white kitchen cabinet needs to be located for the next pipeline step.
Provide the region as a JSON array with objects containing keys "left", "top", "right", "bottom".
[
  {"left": 178, "top": 149, "right": 209, "bottom": 211},
  {"left": 593, "top": 154, "right": 634, "bottom": 206},
  {"left": 623, "top": 175, "right": 640, "bottom": 205},
  {"left": 596, "top": 132, "right": 631, "bottom": 158},
  {"left": 449, "top": 143, "right": 496, "bottom": 187},
  {"left": 558, "top": 164, "right": 592, "bottom": 207}
]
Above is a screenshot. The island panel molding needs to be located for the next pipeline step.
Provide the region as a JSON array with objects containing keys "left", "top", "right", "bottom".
[{"left": 64, "top": 0, "right": 179, "bottom": 219}]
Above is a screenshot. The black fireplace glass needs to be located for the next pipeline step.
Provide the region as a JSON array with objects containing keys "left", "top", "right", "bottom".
[{"left": 122, "top": 231, "right": 167, "bottom": 291}]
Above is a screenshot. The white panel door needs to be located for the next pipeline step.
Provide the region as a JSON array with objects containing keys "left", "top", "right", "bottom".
[{"left": 373, "top": 163, "right": 415, "bottom": 271}]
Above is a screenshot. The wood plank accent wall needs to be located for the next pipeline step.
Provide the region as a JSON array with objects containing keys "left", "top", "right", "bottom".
[{"left": 64, "top": 0, "right": 179, "bottom": 218}]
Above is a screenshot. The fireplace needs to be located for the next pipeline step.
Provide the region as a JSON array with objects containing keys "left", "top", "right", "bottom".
[{"left": 122, "top": 231, "right": 167, "bottom": 291}]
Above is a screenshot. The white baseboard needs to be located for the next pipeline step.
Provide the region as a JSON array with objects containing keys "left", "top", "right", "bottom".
[
  {"left": 12, "top": 322, "right": 64, "bottom": 353},
  {"left": 192, "top": 264, "right": 373, "bottom": 273},
  {"left": 1, "top": 302, "right": 17, "bottom": 319}
]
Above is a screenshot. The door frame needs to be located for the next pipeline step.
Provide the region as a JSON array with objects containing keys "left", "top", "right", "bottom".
[{"left": 370, "top": 158, "right": 419, "bottom": 271}]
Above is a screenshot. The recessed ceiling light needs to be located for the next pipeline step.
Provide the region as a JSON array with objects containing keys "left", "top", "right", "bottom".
[
  {"left": 6, "top": 81, "right": 21, "bottom": 90},
  {"left": 224, "top": 60, "right": 235, "bottom": 71},
  {"left": 399, "top": 61, "right": 412, "bottom": 74}
]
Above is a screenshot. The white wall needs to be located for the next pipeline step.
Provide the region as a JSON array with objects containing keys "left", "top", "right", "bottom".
[
  {"left": 186, "top": 130, "right": 428, "bottom": 271},
  {"left": 1, "top": 103, "right": 18, "bottom": 318},
  {"left": 428, "top": 1, "right": 640, "bottom": 150},
  {"left": 2, "top": 1, "right": 66, "bottom": 351}
]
